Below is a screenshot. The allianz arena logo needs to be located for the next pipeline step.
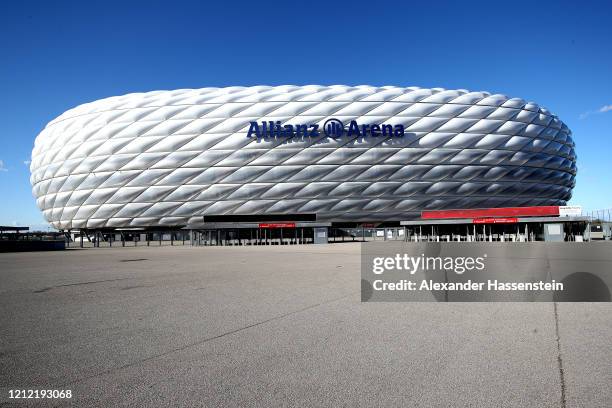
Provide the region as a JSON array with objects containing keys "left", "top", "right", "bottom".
[{"left": 246, "top": 119, "right": 405, "bottom": 139}]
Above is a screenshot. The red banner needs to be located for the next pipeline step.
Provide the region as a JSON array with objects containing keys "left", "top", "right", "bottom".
[
  {"left": 472, "top": 218, "right": 518, "bottom": 224},
  {"left": 258, "top": 223, "right": 296, "bottom": 229},
  {"left": 422, "top": 206, "right": 559, "bottom": 219}
]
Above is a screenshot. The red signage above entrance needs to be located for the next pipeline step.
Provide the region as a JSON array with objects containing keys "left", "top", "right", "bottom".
[
  {"left": 472, "top": 217, "right": 518, "bottom": 224},
  {"left": 422, "top": 206, "right": 559, "bottom": 220},
  {"left": 258, "top": 223, "right": 296, "bottom": 229}
]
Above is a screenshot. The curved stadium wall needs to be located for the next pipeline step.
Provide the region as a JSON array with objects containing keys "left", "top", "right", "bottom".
[{"left": 30, "top": 85, "right": 576, "bottom": 230}]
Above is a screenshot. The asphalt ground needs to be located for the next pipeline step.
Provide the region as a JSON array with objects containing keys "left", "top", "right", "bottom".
[{"left": 0, "top": 244, "right": 610, "bottom": 407}]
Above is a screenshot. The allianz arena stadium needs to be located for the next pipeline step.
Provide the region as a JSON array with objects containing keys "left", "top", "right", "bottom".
[{"left": 30, "top": 85, "right": 576, "bottom": 230}]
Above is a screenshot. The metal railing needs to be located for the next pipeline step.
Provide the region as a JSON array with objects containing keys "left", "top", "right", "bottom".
[{"left": 584, "top": 208, "right": 612, "bottom": 223}]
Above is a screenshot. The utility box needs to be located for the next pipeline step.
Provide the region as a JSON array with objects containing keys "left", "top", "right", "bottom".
[
  {"left": 544, "top": 223, "right": 564, "bottom": 242},
  {"left": 313, "top": 227, "right": 328, "bottom": 244}
]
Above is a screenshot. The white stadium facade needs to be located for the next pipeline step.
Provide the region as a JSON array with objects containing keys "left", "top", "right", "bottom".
[{"left": 30, "top": 85, "right": 581, "bottom": 244}]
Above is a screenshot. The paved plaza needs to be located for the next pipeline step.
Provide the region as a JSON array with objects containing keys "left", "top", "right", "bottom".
[{"left": 1, "top": 244, "right": 610, "bottom": 407}]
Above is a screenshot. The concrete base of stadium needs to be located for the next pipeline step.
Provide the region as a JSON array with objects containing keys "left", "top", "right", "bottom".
[
  {"left": 1, "top": 243, "right": 611, "bottom": 407},
  {"left": 61, "top": 218, "right": 594, "bottom": 249}
]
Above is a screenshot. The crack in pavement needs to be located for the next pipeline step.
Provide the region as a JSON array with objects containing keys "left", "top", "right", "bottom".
[
  {"left": 32, "top": 277, "right": 132, "bottom": 293},
  {"left": 59, "top": 290, "right": 358, "bottom": 388},
  {"left": 553, "top": 302, "right": 567, "bottom": 408}
]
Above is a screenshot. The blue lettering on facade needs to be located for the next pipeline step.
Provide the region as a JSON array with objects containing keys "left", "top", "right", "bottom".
[{"left": 247, "top": 119, "right": 404, "bottom": 139}]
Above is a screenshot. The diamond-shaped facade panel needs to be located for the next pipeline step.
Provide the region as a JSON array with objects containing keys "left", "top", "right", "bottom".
[{"left": 30, "top": 85, "right": 576, "bottom": 229}]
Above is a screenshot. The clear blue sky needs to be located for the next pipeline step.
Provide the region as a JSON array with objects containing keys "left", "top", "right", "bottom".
[{"left": 1, "top": 0, "right": 611, "bottom": 228}]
